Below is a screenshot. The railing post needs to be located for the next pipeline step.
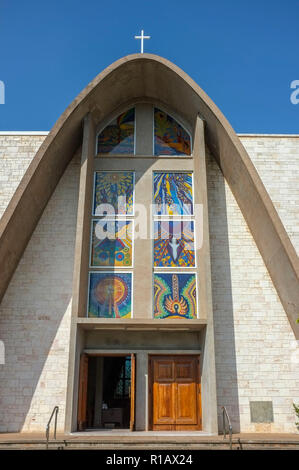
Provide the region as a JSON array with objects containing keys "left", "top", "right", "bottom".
[
  {"left": 54, "top": 407, "right": 58, "bottom": 440},
  {"left": 46, "top": 425, "right": 49, "bottom": 450},
  {"left": 46, "top": 406, "right": 59, "bottom": 450},
  {"left": 222, "top": 406, "right": 233, "bottom": 450}
]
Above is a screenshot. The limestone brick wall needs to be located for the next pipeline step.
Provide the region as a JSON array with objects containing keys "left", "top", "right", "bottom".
[
  {"left": 207, "top": 137, "right": 299, "bottom": 433},
  {"left": 0, "top": 135, "right": 46, "bottom": 218},
  {"left": 240, "top": 135, "right": 299, "bottom": 253},
  {"left": 0, "top": 133, "right": 298, "bottom": 434},
  {"left": 0, "top": 135, "right": 80, "bottom": 432}
]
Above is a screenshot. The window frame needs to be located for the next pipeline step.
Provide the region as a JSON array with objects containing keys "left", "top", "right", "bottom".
[
  {"left": 152, "top": 271, "right": 199, "bottom": 320},
  {"left": 95, "top": 107, "right": 136, "bottom": 156},
  {"left": 92, "top": 170, "right": 136, "bottom": 218},
  {"left": 114, "top": 356, "right": 131, "bottom": 399},
  {"left": 86, "top": 271, "right": 134, "bottom": 319},
  {"left": 152, "top": 106, "right": 193, "bottom": 157},
  {"left": 89, "top": 218, "right": 135, "bottom": 269}
]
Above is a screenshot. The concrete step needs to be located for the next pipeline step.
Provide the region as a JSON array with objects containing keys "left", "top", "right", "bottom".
[{"left": 0, "top": 439, "right": 298, "bottom": 450}]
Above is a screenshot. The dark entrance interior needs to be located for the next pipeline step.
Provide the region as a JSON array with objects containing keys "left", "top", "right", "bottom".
[{"left": 85, "top": 355, "right": 131, "bottom": 429}]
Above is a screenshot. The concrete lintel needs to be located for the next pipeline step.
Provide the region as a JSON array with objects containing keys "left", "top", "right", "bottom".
[
  {"left": 77, "top": 318, "right": 207, "bottom": 331},
  {"left": 83, "top": 349, "right": 201, "bottom": 355}
]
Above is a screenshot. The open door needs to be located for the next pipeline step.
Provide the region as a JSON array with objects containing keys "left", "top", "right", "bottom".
[
  {"left": 129, "top": 353, "right": 136, "bottom": 431},
  {"left": 77, "top": 353, "right": 88, "bottom": 431}
]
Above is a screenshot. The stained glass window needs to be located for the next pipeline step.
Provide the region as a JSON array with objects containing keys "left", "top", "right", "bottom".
[
  {"left": 153, "top": 172, "right": 193, "bottom": 216},
  {"left": 154, "top": 273, "right": 197, "bottom": 319},
  {"left": 154, "top": 108, "right": 191, "bottom": 156},
  {"left": 88, "top": 272, "right": 132, "bottom": 318},
  {"left": 153, "top": 220, "right": 195, "bottom": 268},
  {"left": 114, "top": 357, "right": 131, "bottom": 399},
  {"left": 93, "top": 171, "right": 134, "bottom": 216},
  {"left": 90, "top": 220, "right": 133, "bottom": 268},
  {"left": 97, "top": 108, "right": 135, "bottom": 155}
]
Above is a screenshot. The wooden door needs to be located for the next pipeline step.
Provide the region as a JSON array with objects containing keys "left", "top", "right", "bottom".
[
  {"left": 77, "top": 353, "right": 88, "bottom": 431},
  {"left": 130, "top": 353, "right": 136, "bottom": 431},
  {"left": 152, "top": 358, "right": 176, "bottom": 428},
  {"left": 175, "top": 358, "right": 198, "bottom": 429},
  {"left": 150, "top": 355, "right": 201, "bottom": 431}
]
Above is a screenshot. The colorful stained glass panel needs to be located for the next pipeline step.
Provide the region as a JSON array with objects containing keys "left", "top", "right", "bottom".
[
  {"left": 90, "top": 220, "right": 133, "bottom": 267},
  {"left": 154, "top": 273, "right": 197, "bottom": 319},
  {"left": 97, "top": 108, "right": 135, "bottom": 155},
  {"left": 154, "top": 220, "right": 195, "bottom": 267},
  {"left": 154, "top": 108, "right": 191, "bottom": 156},
  {"left": 153, "top": 172, "right": 193, "bottom": 216},
  {"left": 88, "top": 272, "right": 132, "bottom": 318},
  {"left": 93, "top": 171, "right": 134, "bottom": 216}
]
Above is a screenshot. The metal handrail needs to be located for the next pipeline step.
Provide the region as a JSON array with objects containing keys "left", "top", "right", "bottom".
[
  {"left": 45, "top": 406, "right": 59, "bottom": 450},
  {"left": 222, "top": 406, "right": 233, "bottom": 450}
]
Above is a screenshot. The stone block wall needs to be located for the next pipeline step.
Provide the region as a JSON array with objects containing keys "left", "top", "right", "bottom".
[
  {"left": 240, "top": 136, "right": 299, "bottom": 253},
  {"left": 208, "top": 135, "right": 299, "bottom": 433},
  {"left": 0, "top": 135, "right": 46, "bottom": 218},
  {"left": 0, "top": 133, "right": 298, "bottom": 433},
  {"left": 0, "top": 135, "right": 80, "bottom": 432}
]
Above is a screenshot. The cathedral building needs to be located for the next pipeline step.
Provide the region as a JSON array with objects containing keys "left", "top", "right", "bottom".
[{"left": 0, "top": 54, "right": 298, "bottom": 436}]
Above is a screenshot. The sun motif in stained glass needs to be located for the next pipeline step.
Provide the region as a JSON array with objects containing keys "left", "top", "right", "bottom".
[
  {"left": 93, "top": 171, "right": 134, "bottom": 216},
  {"left": 88, "top": 272, "right": 132, "bottom": 318}
]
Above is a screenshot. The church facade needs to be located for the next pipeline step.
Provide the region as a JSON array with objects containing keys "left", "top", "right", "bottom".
[{"left": 0, "top": 54, "right": 298, "bottom": 435}]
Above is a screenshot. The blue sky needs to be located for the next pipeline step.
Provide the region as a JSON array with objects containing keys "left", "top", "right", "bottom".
[{"left": 0, "top": 0, "right": 298, "bottom": 133}]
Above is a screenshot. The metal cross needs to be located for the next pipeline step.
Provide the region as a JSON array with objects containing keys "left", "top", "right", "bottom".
[{"left": 134, "top": 29, "right": 151, "bottom": 54}]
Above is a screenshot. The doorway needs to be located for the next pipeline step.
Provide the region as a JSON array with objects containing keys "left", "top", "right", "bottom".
[
  {"left": 149, "top": 355, "right": 202, "bottom": 431},
  {"left": 77, "top": 354, "right": 136, "bottom": 431}
]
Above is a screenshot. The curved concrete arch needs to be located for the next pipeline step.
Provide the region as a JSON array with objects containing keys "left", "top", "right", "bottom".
[{"left": 0, "top": 53, "right": 298, "bottom": 337}]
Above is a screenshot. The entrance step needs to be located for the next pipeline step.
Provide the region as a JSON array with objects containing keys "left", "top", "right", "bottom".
[{"left": 0, "top": 438, "right": 298, "bottom": 450}]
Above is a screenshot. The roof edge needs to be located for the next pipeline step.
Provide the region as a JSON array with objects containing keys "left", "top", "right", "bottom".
[{"left": 0, "top": 53, "right": 298, "bottom": 338}]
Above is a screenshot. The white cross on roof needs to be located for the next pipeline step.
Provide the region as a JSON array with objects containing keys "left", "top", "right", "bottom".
[{"left": 134, "top": 30, "right": 151, "bottom": 54}]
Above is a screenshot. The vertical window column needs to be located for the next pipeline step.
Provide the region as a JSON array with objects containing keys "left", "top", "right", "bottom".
[
  {"left": 152, "top": 172, "right": 198, "bottom": 319},
  {"left": 87, "top": 171, "right": 135, "bottom": 318}
]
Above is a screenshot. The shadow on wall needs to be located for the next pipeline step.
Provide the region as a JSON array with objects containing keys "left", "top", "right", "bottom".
[
  {"left": 0, "top": 152, "right": 161, "bottom": 433},
  {"left": 206, "top": 150, "right": 241, "bottom": 433},
  {"left": 0, "top": 153, "right": 80, "bottom": 433}
]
